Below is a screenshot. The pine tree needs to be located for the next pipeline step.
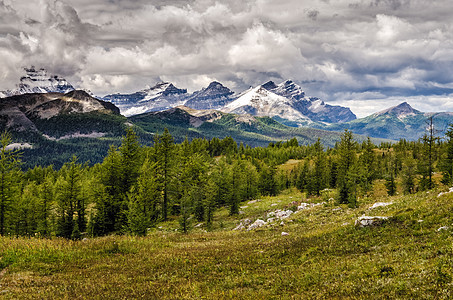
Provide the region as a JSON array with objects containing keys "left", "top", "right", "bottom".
[
  {"left": 0, "top": 132, "right": 22, "bottom": 235},
  {"left": 155, "top": 128, "right": 175, "bottom": 221},
  {"left": 127, "top": 158, "right": 160, "bottom": 235},
  {"left": 441, "top": 124, "right": 453, "bottom": 185},
  {"left": 402, "top": 157, "right": 416, "bottom": 194},
  {"left": 336, "top": 130, "right": 358, "bottom": 205},
  {"left": 419, "top": 117, "right": 438, "bottom": 190},
  {"left": 56, "top": 156, "right": 84, "bottom": 239}
]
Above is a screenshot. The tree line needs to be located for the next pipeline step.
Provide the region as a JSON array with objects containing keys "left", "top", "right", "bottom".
[{"left": 1, "top": 123, "right": 453, "bottom": 239}]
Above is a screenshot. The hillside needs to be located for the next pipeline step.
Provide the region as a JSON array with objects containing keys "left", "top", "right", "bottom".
[
  {"left": 0, "top": 91, "right": 129, "bottom": 168},
  {"left": 1, "top": 184, "right": 453, "bottom": 298},
  {"left": 129, "top": 106, "right": 386, "bottom": 147}
]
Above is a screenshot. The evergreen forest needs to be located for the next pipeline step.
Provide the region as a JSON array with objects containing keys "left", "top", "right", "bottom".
[{"left": 1, "top": 124, "right": 453, "bottom": 240}]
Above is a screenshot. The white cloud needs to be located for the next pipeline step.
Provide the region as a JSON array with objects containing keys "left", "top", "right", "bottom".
[{"left": 1, "top": 0, "right": 453, "bottom": 115}]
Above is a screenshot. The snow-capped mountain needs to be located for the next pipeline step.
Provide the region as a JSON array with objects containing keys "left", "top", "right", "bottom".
[
  {"left": 0, "top": 67, "right": 75, "bottom": 97},
  {"left": 262, "top": 80, "right": 356, "bottom": 123},
  {"left": 222, "top": 85, "right": 311, "bottom": 122},
  {"left": 103, "top": 82, "right": 188, "bottom": 116},
  {"left": 184, "top": 81, "right": 234, "bottom": 110}
]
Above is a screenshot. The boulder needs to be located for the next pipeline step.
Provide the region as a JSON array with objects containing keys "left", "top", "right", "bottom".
[
  {"left": 355, "top": 216, "right": 388, "bottom": 227},
  {"left": 247, "top": 219, "right": 267, "bottom": 231}
]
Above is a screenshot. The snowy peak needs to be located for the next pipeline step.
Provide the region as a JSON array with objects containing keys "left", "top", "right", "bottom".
[
  {"left": 192, "top": 81, "right": 233, "bottom": 99},
  {"left": 264, "top": 79, "right": 306, "bottom": 100},
  {"left": 155, "top": 82, "right": 187, "bottom": 96},
  {"left": 222, "top": 85, "right": 309, "bottom": 122},
  {"left": 375, "top": 102, "right": 421, "bottom": 118},
  {"left": 1, "top": 67, "right": 75, "bottom": 97},
  {"left": 182, "top": 81, "right": 234, "bottom": 110}
]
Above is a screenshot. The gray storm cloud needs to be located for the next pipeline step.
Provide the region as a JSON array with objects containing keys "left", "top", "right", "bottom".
[{"left": 1, "top": 0, "right": 453, "bottom": 116}]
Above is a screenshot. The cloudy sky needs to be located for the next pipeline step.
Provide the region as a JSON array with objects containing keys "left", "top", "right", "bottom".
[{"left": 1, "top": 0, "right": 453, "bottom": 117}]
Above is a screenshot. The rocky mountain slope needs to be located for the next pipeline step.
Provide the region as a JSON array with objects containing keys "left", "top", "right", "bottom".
[
  {"left": 320, "top": 102, "right": 453, "bottom": 140},
  {"left": 183, "top": 81, "right": 235, "bottom": 110}
]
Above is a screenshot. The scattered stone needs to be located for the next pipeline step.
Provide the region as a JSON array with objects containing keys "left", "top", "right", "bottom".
[
  {"left": 280, "top": 221, "right": 285, "bottom": 226},
  {"left": 355, "top": 216, "right": 389, "bottom": 227},
  {"left": 418, "top": 220, "right": 424, "bottom": 223},
  {"left": 437, "top": 226, "right": 449, "bottom": 232},
  {"left": 267, "top": 218, "right": 275, "bottom": 223},
  {"left": 233, "top": 223, "right": 245, "bottom": 231},
  {"left": 276, "top": 210, "right": 293, "bottom": 219},
  {"left": 194, "top": 223, "right": 203, "bottom": 228},
  {"left": 82, "top": 238, "right": 88, "bottom": 241},
  {"left": 437, "top": 187, "right": 453, "bottom": 198},
  {"left": 248, "top": 199, "right": 260, "bottom": 204},
  {"left": 240, "top": 206, "right": 248, "bottom": 209},
  {"left": 281, "top": 232, "right": 289, "bottom": 236},
  {"left": 342, "top": 222, "right": 349, "bottom": 226},
  {"left": 289, "top": 197, "right": 293, "bottom": 199},
  {"left": 332, "top": 207, "right": 342, "bottom": 212},
  {"left": 267, "top": 211, "right": 276, "bottom": 218},
  {"left": 369, "top": 202, "right": 393, "bottom": 210},
  {"left": 158, "top": 226, "right": 163, "bottom": 229},
  {"left": 271, "top": 203, "right": 278, "bottom": 207},
  {"left": 239, "top": 211, "right": 245, "bottom": 215},
  {"left": 233, "top": 219, "right": 252, "bottom": 230},
  {"left": 297, "top": 202, "right": 326, "bottom": 211},
  {"left": 297, "top": 203, "right": 310, "bottom": 210},
  {"left": 247, "top": 219, "right": 267, "bottom": 231}
]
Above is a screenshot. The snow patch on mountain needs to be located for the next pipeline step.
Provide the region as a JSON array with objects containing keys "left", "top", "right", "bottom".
[
  {"left": 0, "top": 67, "right": 75, "bottom": 97},
  {"left": 222, "top": 85, "right": 310, "bottom": 122}
]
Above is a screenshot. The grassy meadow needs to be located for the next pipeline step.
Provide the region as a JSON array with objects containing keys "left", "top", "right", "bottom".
[{"left": 1, "top": 182, "right": 453, "bottom": 299}]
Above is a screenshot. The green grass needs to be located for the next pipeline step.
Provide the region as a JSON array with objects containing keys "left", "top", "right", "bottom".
[{"left": 1, "top": 186, "right": 453, "bottom": 299}]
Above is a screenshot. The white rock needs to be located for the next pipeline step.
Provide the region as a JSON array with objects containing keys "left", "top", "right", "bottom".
[
  {"left": 276, "top": 210, "right": 293, "bottom": 219},
  {"left": 281, "top": 232, "right": 289, "bottom": 236},
  {"left": 355, "top": 216, "right": 389, "bottom": 227},
  {"left": 247, "top": 219, "right": 267, "bottom": 231},
  {"left": 271, "top": 203, "right": 278, "bottom": 207},
  {"left": 332, "top": 207, "right": 342, "bottom": 212},
  {"left": 240, "top": 206, "right": 248, "bottom": 209},
  {"left": 194, "top": 223, "right": 203, "bottom": 228},
  {"left": 297, "top": 203, "right": 310, "bottom": 210},
  {"left": 267, "top": 218, "right": 275, "bottom": 223},
  {"left": 233, "top": 223, "right": 245, "bottom": 230},
  {"left": 369, "top": 202, "right": 393, "bottom": 209},
  {"left": 280, "top": 221, "right": 285, "bottom": 226},
  {"left": 267, "top": 211, "right": 276, "bottom": 218},
  {"left": 437, "top": 226, "right": 449, "bottom": 232}
]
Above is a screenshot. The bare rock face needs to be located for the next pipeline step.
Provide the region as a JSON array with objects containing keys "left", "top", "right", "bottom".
[{"left": 355, "top": 216, "right": 389, "bottom": 227}]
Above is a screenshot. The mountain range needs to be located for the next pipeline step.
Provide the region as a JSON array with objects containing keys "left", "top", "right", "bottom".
[
  {"left": 2, "top": 68, "right": 453, "bottom": 155},
  {"left": 101, "top": 79, "right": 356, "bottom": 126}
]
